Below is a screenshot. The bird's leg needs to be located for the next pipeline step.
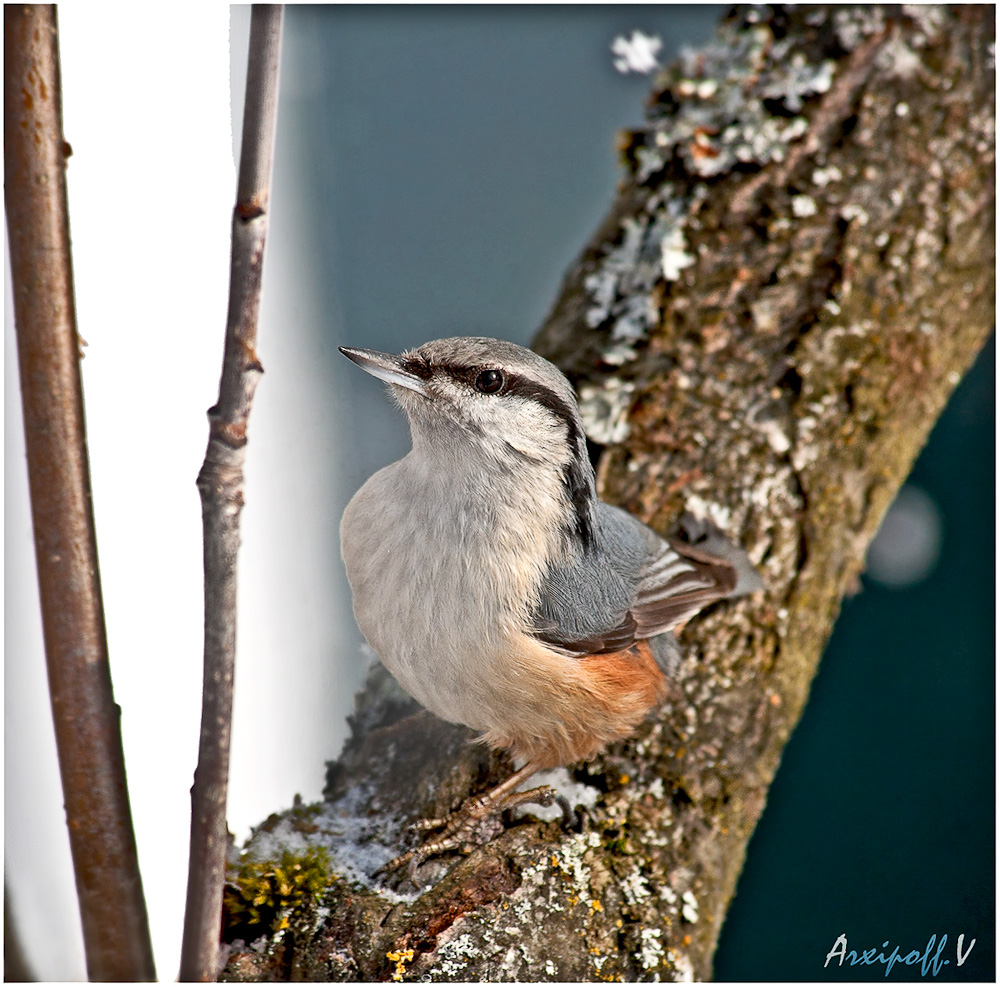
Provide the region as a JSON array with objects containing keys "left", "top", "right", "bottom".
[{"left": 381, "top": 761, "right": 572, "bottom": 883}]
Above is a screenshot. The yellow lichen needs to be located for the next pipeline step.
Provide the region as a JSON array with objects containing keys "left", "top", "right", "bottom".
[{"left": 387, "top": 948, "right": 416, "bottom": 982}]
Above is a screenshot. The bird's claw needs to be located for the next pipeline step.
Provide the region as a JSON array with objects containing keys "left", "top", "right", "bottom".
[{"left": 379, "top": 783, "right": 571, "bottom": 885}]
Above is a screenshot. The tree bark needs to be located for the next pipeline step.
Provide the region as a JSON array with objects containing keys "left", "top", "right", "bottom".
[{"left": 219, "top": 6, "right": 993, "bottom": 981}]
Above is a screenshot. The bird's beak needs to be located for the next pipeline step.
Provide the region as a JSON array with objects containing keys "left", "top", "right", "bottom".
[{"left": 339, "top": 346, "right": 428, "bottom": 395}]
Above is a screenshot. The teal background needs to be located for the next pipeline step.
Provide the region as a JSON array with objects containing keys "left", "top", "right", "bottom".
[
  {"left": 279, "top": 7, "right": 995, "bottom": 979},
  {"left": 714, "top": 337, "right": 994, "bottom": 982}
]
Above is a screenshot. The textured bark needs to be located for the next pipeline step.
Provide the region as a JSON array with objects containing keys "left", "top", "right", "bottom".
[{"left": 219, "top": 6, "right": 993, "bottom": 982}]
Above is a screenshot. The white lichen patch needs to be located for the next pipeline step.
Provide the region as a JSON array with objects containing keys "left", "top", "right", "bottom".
[
  {"left": 677, "top": 77, "right": 719, "bottom": 99},
  {"left": 638, "top": 928, "right": 665, "bottom": 970},
  {"left": 630, "top": 20, "right": 840, "bottom": 180},
  {"left": 620, "top": 867, "right": 653, "bottom": 906},
  {"left": 756, "top": 415, "right": 792, "bottom": 455},
  {"left": 840, "top": 203, "right": 870, "bottom": 226},
  {"left": 761, "top": 56, "right": 834, "bottom": 112},
  {"left": 749, "top": 468, "right": 792, "bottom": 513},
  {"left": 833, "top": 5, "right": 886, "bottom": 51},
  {"left": 434, "top": 932, "right": 480, "bottom": 979},
  {"left": 680, "top": 890, "right": 700, "bottom": 923},
  {"left": 616, "top": 294, "right": 660, "bottom": 342},
  {"left": 901, "top": 4, "right": 946, "bottom": 41},
  {"left": 547, "top": 831, "right": 596, "bottom": 893},
  {"left": 611, "top": 30, "right": 663, "bottom": 75},
  {"left": 668, "top": 948, "right": 696, "bottom": 982},
  {"left": 585, "top": 219, "right": 646, "bottom": 328},
  {"left": 426, "top": 845, "right": 620, "bottom": 982},
  {"left": 880, "top": 37, "right": 922, "bottom": 78},
  {"left": 681, "top": 703, "right": 698, "bottom": 737},
  {"left": 409, "top": 828, "right": 626, "bottom": 979},
  {"left": 584, "top": 193, "right": 692, "bottom": 346},
  {"left": 726, "top": 115, "right": 808, "bottom": 168},
  {"left": 791, "top": 194, "right": 817, "bottom": 218},
  {"left": 659, "top": 885, "right": 678, "bottom": 906},
  {"left": 683, "top": 494, "right": 732, "bottom": 530},
  {"left": 600, "top": 339, "right": 639, "bottom": 366},
  {"left": 660, "top": 225, "right": 696, "bottom": 282},
  {"left": 791, "top": 393, "right": 840, "bottom": 472},
  {"left": 791, "top": 421, "right": 819, "bottom": 471},
  {"left": 812, "top": 164, "right": 843, "bottom": 187},
  {"left": 578, "top": 378, "right": 636, "bottom": 445},
  {"left": 645, "top": 776, "right": 666, "bottom": 801}
]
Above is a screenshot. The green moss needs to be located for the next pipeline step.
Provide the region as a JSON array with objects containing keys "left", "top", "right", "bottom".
[
  {"left": 223, "top": 845, "right": 334, "bottom": 941},
  {"left": 603, "top": 823, "right": 632, "bottom": 856}
]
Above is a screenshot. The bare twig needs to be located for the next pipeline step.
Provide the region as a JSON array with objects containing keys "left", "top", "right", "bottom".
[
  {"left": 3, "top": 5, "right": 157, "bottom": 981},
  {"left": 179, "top": 5, "right": 284, "bottom": 981}
]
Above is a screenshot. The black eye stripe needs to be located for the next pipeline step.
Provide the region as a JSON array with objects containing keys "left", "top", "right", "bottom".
[
  {"left": 503, "top": 376, "right": 582, "bottom": 441},
  {"left": 430, "top": 366, "right": 581, "bottom": 445},
  {"left": 420, "top": 363, "right": 580, "bottom": 443},
  {"left": 399, "top": 355, "right": 433, "bottom": 379}
]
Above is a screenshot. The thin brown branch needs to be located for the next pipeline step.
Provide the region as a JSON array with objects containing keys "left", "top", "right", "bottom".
[
  {"left": 180, "top": 5, "right": 285, "bottom": 982},
  {"left": 3, "top": 5, "right": 156, "bottom": 981}
]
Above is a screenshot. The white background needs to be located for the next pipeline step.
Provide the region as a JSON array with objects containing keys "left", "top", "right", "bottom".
[{"left": 5, "top": 6, "right": 354, "bottom": 978}]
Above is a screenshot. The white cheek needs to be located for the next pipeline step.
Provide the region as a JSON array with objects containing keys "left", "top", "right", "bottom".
[{"left": 490, "top": 407, "right": 568, "bottom": 462}]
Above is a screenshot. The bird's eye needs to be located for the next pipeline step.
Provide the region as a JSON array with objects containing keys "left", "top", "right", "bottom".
[{"left": 475, "top": 368, "right": 505, "bottom": 394}]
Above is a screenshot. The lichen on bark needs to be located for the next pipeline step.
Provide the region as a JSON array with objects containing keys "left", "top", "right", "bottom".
[{"left": 220, "top": 5, "right": 993, "bottom": 981}]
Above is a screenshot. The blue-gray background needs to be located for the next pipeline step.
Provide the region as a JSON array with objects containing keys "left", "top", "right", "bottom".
[{"left": 275, "top": 6, "right": 993, "bottom": 979}]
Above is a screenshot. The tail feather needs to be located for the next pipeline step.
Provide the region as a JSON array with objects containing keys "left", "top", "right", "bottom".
[{"left": 669, "top": 512, "right": 764, "bottom": 599}]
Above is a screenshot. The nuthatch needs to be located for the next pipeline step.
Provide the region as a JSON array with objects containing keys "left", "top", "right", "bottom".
[{"left": 339, "top": 337, "right": 761, "bottom": 878}]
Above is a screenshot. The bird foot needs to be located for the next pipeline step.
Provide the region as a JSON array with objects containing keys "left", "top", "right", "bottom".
[{"left": 381, "top": 783, "right": 571, "bottom": 885}]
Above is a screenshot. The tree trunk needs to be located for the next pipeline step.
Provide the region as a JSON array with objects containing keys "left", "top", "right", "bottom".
[{"left": 219, "top": 6, "right": 994, "bottom": 981}]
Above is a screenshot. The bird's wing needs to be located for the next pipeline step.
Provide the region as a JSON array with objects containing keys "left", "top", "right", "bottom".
[
  {"left": 532, "top": 505, "right": 757, "bottom": 658},
  {"left": 532, "top": 610, "right": 639, "bottom": 659},
  {"left": 628, "top": 534, "right": 738, "bottom": 639}
]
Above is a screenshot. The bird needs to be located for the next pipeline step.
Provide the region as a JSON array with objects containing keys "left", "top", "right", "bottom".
[{"left": 339, "top": 336, "right": 761, "bottom": 880}]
